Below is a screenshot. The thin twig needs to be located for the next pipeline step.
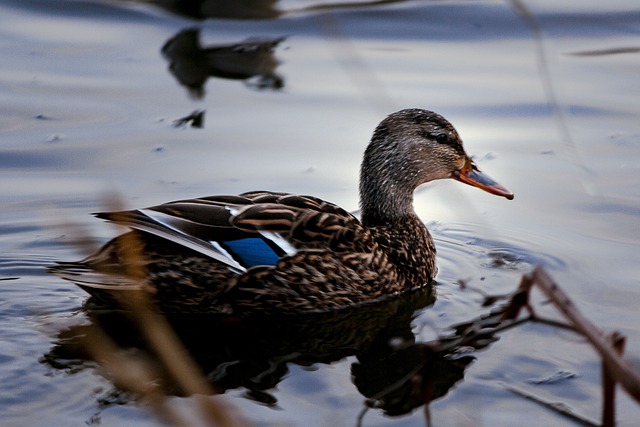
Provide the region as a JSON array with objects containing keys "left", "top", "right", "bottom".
[
  {"left": 529, "top": 316, "right": 580, "bottom": 333},
  {"left": 502, "top": 382, "right": 599, "bottom": 427}
]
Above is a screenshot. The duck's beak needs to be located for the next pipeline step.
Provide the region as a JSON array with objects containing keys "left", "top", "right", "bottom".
[{"left": 452, "top": 157, "right": 514, "bottom": 200}]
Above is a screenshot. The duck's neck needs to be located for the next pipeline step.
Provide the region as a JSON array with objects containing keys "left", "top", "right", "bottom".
[
  {"left": 360, "top": 187, "right": 437, "bottom": 284},
  {"left": 359, "top": 173, "right": 416, "bottom": 227}
]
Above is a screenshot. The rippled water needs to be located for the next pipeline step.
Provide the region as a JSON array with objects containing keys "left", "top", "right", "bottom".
[{"left": 2, "top": 0, "right": 640, "bottom": 426}]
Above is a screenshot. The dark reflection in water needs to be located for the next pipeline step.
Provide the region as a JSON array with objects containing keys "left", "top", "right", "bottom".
[
  {"left": 135, "top": 0, "right": 410, "bottom": 20},
  {"left": 146, "top": 0, "right": 282, "bottom": 20},
  {"left": 162, "top": 28, "right": 285, "bottom": 98},
  {"left": 173, "top": 109, "right": 206, "bottom": 128},
  {"left": 42, "top": 285, "right": 479, "bottom": 419}
]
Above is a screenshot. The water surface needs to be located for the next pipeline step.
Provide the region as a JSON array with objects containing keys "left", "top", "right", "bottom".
[{"left": 1, "top": 0, "right": 640, "bottom": 426}]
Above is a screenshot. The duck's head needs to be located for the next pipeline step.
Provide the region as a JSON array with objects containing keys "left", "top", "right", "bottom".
[{"left": 360, "top": 109, "right": 513, "bottom": 223}]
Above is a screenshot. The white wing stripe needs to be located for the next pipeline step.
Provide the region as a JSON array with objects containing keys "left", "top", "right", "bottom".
[
  {"left": 139, "top": 209, "right": 246, "bottom": 272},
  {"left": 261, "top": 232, "right": 297, "bottom": 256},
  {"left": 210, "top": 241, "right": 245, "bottom": 274}
]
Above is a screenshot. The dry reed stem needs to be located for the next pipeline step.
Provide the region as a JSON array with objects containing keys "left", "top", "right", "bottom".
[
  {"left": 81, "top": 323, "right": 187, "bottom": 426},
  {"left": 75, "top": 194, "right": 247, "bottom": 427},
  {"left": 602, "top": 333, "right": 626, "bottom": 427},
  {"left": 112, "top": 225, "right": 246, "bottom": 427}
]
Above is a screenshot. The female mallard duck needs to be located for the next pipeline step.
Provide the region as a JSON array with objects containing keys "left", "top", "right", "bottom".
[{"left": 54, "top": 109, "right": 513, "bottom": 314}]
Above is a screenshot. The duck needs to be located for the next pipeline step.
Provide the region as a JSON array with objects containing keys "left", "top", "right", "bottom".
[{"left": 52, "top": 109, "right": 513, "bottom": 315}]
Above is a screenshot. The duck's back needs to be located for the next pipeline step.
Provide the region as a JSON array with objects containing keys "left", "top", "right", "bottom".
[{"left": 53, "top": 191, "right": 434, "bottom": 314}]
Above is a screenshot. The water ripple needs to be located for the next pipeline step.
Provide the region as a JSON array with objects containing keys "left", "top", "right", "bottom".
[{"left": 432, "top": 222, "right": 567, "bottom": 277}]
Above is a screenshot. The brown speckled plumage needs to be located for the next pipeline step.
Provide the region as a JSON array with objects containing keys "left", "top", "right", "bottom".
[{"left": 51, "top": 109, "right": 513, "bottom": 314}]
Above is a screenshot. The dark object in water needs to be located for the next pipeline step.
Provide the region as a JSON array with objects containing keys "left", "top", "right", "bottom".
[{"left": 173, "top": 109, "right": 205, "bottom": 128}]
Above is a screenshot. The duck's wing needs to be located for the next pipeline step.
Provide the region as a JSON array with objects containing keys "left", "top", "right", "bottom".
[
  {"left": 232, "top": 191, "right": 361, "bottom": 247},
  {"left": 94, "top": 191, "right": 360, "bottom": 272}
]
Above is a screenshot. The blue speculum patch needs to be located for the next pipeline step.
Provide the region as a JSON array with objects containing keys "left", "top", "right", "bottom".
[{"left": 222, "top": 237, "right": 282, "bottom": 267}]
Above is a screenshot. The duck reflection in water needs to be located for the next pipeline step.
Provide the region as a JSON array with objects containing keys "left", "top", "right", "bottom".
[
  {"left": 43, "top": 284, "right": 476, "bottom": 419},
  {"left": 130, "top": 0, "right": 414, "bottom": 21},
  {"left": 162, "top": 28, "right": 285, "bottom": 99},
  {"left": 144, "top": 0, "right": 281, "bottom": 20}
]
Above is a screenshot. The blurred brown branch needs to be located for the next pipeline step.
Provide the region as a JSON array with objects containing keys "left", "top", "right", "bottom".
[
  {"left": 62, "top": 194, "right": 246, "bottom": 427},
  {"left": 517, "top": 266, "right": 640, "bottom": 403},
  {"left": 502, "top": 266, "right": 640, "bottom": 426}
]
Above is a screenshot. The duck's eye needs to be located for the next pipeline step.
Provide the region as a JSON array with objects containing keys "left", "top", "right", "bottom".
[{"left": 433, "top": 133, "right": 449, "bottom": 144}]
